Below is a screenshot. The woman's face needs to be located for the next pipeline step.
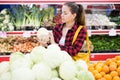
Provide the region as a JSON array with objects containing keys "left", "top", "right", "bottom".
[{"left": 61, "top": 5, "right": 76, "bottom": 23}]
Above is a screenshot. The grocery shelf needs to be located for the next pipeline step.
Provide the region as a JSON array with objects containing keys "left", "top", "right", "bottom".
[
  {"left": 2, "top": 31, "right": 37, "bottom": 36},
  {"left": 0, "top": 53, "right": 120, "bottom": 62},
  {"left": 0, "top": 55, "right": 9, "bottom": 62},
  {"left": 0, "top": 29, "right": 119, "bottom": 36},
  {"left": 90, "top": 52, "right": 120, "bottom": 61},
  {"left": 88, "top": 29, "right": 120, "bottom": 35}
]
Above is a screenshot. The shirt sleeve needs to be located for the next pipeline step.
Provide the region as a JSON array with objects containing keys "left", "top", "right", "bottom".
[{"left": 59, "top": 27, "right": 87, "bottom": 56}]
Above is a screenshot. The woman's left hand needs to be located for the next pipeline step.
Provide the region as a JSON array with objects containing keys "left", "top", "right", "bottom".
[{"left": 49, "top": 32, "right": 56, "bottom": 44}]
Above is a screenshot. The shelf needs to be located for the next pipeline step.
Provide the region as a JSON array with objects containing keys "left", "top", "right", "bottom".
[
  {"left": 0, "top": 29, "right": 119, "bottom": 36},
  {"left": 90, "top": 52, "right": 120, "bottom": 61},
  {"left": 0, "top": 31, "right": 37, "bottom": 36},
  {"left": 88, "top": 29, "right": 120, "bottom": 35},
  {"left": 0, "top": 53, "right": 120, "bottom": 62}
]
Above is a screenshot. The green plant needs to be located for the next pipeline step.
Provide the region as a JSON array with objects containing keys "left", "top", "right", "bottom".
[{"left": 89, "top": 35, "right": 120, "bottom": 52}]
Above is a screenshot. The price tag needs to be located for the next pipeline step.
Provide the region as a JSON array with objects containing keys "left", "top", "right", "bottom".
[
  {"left": 0, "top": 32, "right": 7, "bottom": 38},
  {"left": 88, "top": 30, "right": 92, "bottom": 37},
  {"left": 109, "top": 28, "right": 117, "bottom": 36},
  {"left": 22, "top": 31, "right": 31, "bottom": 37}
]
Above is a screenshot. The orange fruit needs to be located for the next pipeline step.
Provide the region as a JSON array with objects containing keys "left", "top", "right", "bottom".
[
  {"left": 110, "top": 62, "right": 117, "bottom": 66},
  {"left": 113, "top": 76, "right": 120, "bottom": 80},
  {"left": 98, "top": 78, "right": 107, "bottom": 80},
  {"left": 92, "top": 70, "right": 99, "bottom": 75},
  {"left": 115, "top": 56, "right": 120, "bottom": 60},
  {"left": 88, "top": 67, "right": 94, "bottom": 72},
  {"left": 111, "top": 58, "right": 117, "bottom": 62},
  {"left": 102, "top": 65, "right": 109, "bottom": 73},
  {"left": 117, "top": 66, "right": 120, "bottom": 76},
  {"left": 117, "top": 60, "right": 120, "bottom": 66},
  {"left": 88, "top": 63, "right": 95, "bottom": 71},
  {"left": 88, "top": 63, "right": 94, "bottom": 67},
  {"left": 104, "top": 74, "right": 112, "bottom": 80},
  {"left": 109, "top": 64, "right": 117, "bottom": 71},
  {"left": 100, "top": 71, "right": 106, "bottom": 77},
  {"left": 95, "top": 65, "right": 102, "bottom": 72},
  {"left": 95, "top": 73, "right": 102, "bottom": 79},
  {"left": 105, "top": 59, "right": 112, "bottom": 66},
  {"left": 110, "top": 71, "right": 118, "bottom": 77},
  {"left": 97, "top": 61, "right": 104, "bottom": 66}
]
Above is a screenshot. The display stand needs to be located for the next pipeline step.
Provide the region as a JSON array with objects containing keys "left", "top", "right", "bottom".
[{"left": 0, "top": 0, "right": 120, "bottom": 62}]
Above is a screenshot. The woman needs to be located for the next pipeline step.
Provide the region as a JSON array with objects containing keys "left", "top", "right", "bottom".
[{"left": 40, "top": 2, "right": 87, "bottom": 56}]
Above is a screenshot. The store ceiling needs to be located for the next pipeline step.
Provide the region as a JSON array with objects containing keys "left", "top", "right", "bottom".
[{"left": 0, "top": 0, "right": 120, "bottom": 4}]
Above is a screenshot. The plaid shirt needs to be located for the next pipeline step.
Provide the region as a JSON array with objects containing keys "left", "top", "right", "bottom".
[{"left": 52, "top": 23, "right": 87, "bottom": 56}]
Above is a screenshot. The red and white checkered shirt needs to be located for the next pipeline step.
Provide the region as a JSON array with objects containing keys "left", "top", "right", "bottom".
[{"left": 52, "top": 23, "right": 87, "bottom": 56}]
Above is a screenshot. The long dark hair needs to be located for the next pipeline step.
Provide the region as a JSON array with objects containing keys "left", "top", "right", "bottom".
[{"left": 64, "top": 2, "right": 86, "bottom": 26}]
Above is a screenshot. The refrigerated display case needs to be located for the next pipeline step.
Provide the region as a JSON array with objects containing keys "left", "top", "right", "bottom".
[{"left": 0, "top": 0, "right": 120, "bottom": 62}]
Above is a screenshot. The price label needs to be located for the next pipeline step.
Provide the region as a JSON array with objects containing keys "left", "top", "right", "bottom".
[
  {"left": 22, "top": 31, "right": 31, "bottom": 37},
  {"left": 0, "top": 32, "right": 7, "bottom": 38},
  {"left": 88, "top": 30, "right": 92, "bottom": 37},
  {"left": 109, "top": 28, "right": 117, "bottom": 36}
]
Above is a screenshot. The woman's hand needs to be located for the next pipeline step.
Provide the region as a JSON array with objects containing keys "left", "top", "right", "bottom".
[
  {"left": 38, "top": 34, "right": 50, "bottom": 47},
  {"left": 49, "top": 32, "right": 56, "bottom": 44}
]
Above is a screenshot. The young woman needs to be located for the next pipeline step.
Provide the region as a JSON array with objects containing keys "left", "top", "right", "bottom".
[
  {"left": 49, "top": 2, "right": 87, "bottom": 56},
  {"left": 39, "top": 2, "right": 87, "bottom": 57}
]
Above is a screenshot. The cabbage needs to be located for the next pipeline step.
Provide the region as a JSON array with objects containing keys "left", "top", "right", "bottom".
[
  {"left": 47, "top": 44, "right": 61, "bottom": 51},
  {"left": 51, "top": 77, "right": 62, "bottom": 80},
  {"left": 9, "top": 52, "right": 24, "bottom": 63},
  {"left": 10, "top": 55, "right": 33, "bottom": 71},
  {"left": 75, "top": 60, "right": 88, "bottom": 71},
  {"left": 76, "top": 70, "right": 94, "bottom": 80},
  {"left": 59, "top": 61, "right": 77, "bottom": 80},
  {"left": 43, "top": 50, "right": 65, "bottom": 69},
  {"left": 30, "top": 46, "right": 46, "bottom": 64},
  {"left": 51, "top": 69, "right": 59, "bottom": 78},
  {"left": 12, "top": 68, "right": 35, "bottom": 80},
  {"left": 0, "top": 9, "right": 7, "bottom": 14},
  {"left": 37, "top": 27, "right": 49, "bottom": 37},
  {"left": 43, "top": 44, "right": 73, "bottom": 69},
  {"left": 60, "top": 51, "right": 73, "bottom": 62},
  {"left": 72, "top": 78, "right": 79, "bottom": 80},
  {"left": 32, "top": 62, "right": 52, "bottom": 80},
  {"left": 24, "top": 53, "right": 33, "bottom": 66},
  {"left": 0, "top": 61, "right": 10, "bottom": 75},
  {"left": 0, "top": 72, "right": 11, "bottom": 80},
  {"left": 37, "top": 27, "right": 49, "bottom": 42}
]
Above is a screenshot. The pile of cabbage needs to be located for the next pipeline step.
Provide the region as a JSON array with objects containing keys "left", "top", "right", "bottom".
[
  {"left": 0, "top": 9, "right": 14, "bottom": 31},
  {"left": 0, "top": 44, "right": 94, "bottom": 80}
]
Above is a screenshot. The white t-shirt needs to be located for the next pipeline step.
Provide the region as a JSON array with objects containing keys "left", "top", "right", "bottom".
[{"left": 59, "top": 37, "right": 65, "bottom": 46}]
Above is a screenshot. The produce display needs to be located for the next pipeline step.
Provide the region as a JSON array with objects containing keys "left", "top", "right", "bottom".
[
  {"left": 0, "top": 9, "right": 14, "bottom": 31},
  {"left": 109, "top": 16, "right": 120, "bottom": 26},
  {"left": 0, "top": 36, "right": 40, "bottom": 53},
  {"left": 0, "top": 5, "right": 55, "bottom": 31},
  {"left": 90, "top": 35, "right": 120, "bottom": 52},
  {"left": 0, "top": 4, "right": 120, "bottom": 80},
  {"left": 85, "top": 14, "right": 117, "bottom": 29},
  {"left": 109, "top": 9, "right": 120, "bottom": 26},
  {"left": 88, "top": 56, "right": 120, "bottom": 80},
  {"left": 0, "top": 44, "right": 95, "bottom": 80},
  {"left": 0, "top": 43, "right": 120, "bottom": 80}
]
